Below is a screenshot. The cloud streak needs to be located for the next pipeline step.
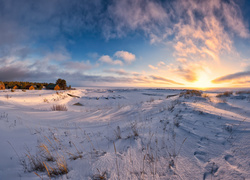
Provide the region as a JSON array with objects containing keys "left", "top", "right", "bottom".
[
  {"left": 212, "top": 71, "right": 250, "bottom": 84},
  {"left": 150, "top": 75, "right": 183, "bottom": 85},
  {"left": 103, "top": 69, "right": 130, "bottom": 76}
]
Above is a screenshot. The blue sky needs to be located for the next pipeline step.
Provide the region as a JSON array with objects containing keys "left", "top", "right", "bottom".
[{"left": 1, "top": 0, "right": 250, "bottom": 87}]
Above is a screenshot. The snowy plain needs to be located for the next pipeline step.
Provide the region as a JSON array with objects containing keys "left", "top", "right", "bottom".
[{"left": 0, "top": 87, "right": 249, "bottom": 180}]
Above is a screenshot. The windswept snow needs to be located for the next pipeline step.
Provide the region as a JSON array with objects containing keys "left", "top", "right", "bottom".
[{"left": 0, "top": 88, "right": 249, "bottom": 180}]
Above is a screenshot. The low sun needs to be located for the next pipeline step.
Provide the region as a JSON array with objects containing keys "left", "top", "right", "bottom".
[{"left": 191, "top": 72, "right": 213, "bottom": 89}]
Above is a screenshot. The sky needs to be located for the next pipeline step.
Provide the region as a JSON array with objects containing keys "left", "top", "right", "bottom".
[{"left": 0, "top": 0, "right": 250, "bottom": 88}]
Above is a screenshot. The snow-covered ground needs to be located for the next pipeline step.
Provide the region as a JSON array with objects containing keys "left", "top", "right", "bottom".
[{"left": 0, "top": 88, "right": 249, "bottom": 180}]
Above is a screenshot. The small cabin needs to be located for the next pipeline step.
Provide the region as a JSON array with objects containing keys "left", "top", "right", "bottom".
[
  {"left": 46, "top": 84, "right": 60, "bottom": 90},
  {"left": 12, "top": 85, "right": 18, "bottom": 90},
  {"left": 0, "top": 81, "right": 5, "bottom": 90},
  {"left": 26, "top": 85, "right": 35, "bottom": 90}
]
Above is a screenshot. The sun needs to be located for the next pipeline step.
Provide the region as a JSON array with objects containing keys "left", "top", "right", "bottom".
[{"left": 191, "top": 72, "right": 213, "bottom": 89}]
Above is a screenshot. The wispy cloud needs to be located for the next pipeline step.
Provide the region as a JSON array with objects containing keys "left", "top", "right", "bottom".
[
  {"left": 103, "top": 69, "right": 130, "bottom": 76},
  {"left": 104, "top": 0, "right": 169, "bottom": 39},
  {"left": 175, "top": 66, "right": 198, "bottom": 83},
  {"left": 168, "top": 61, "right": 210, "bottom": 83},
  {"left": 63, "top": 61, "right": 92, "bottom": 71},
  {"left": 148, "top": 64, "right": 158, "bottom": 70},
  {"left": 150, "top": 75, "right": 183, "bottom": 85},
  {"left": 148, "top": 61, "right": 167, "bottom": 70},
  {"left": 222, "top": 1, "right": 250, "bottom": 38},
  {"left": 212, "top": 71, "right": 250, "bottom": 84}
]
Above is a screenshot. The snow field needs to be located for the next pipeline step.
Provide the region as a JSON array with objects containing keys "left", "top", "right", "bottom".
[{"left": 0, "top": 88, "right": 249, "bottom": 179}]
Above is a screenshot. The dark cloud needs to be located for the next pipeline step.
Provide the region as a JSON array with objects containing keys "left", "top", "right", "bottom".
[
  {"left": 0, "top": 66, "right": 29, "bottom": 81},
  {"left": 150, "top": 75, "right": 183, "bottom": 85},
  {"left": 212, "top": 71, "right": 250, "bottom": 83},
  {"left": 0, "top": 0, "right": 104, "bottom": 56}
]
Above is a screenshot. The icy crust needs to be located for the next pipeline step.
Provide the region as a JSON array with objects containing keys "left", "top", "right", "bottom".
[{"left": 0, "top": 88, "right": 249, "bottom": 179}]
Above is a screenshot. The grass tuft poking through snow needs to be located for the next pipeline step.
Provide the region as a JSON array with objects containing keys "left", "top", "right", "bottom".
[
  {"left": 114, "top": 126, "right": 122, "bottom": 139},
  {"left": 20, "top": 134, "right": 69, "bottom": 178},
  {"left": 51, "top": 104, "right": 67, "bottom": 111},
  {"left": 93, "top": 168, "right": 108, "bottom": 180},
  {"left": 5, "top": 94, "right": 11, "bottom": 99},
  {"left": 216, "top": 91, "right": 233, "bottom": 97}
]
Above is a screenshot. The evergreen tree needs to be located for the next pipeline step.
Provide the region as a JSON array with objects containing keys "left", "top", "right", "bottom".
[{"left": 56, "top": 78, "right": 67, "bottom": 90}]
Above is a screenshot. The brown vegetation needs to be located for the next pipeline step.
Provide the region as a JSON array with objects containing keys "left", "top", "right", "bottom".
[
  {"left": 216, "top": 91, "right": 233, "bottom": 97},
  {"left": 51, "top": 104, "right": 68, "bottom": 111},
  {"left": 0, "top": 81, "right": 5, "bottom": 90},
  {"left": 180, "top": 90, "right": 202, "bottom": 97}
]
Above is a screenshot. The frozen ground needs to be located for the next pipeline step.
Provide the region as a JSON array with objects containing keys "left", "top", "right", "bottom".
[{"left": 0, "top": 88, "right": 249, "bottom": 180}]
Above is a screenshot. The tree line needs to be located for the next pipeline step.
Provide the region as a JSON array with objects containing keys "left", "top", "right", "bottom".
[
  {"left": 3, "top": 81, "right": 48, "bottom": 90},
  {"left": 3, "top": 79, "right": 70, "bottom": 90}
]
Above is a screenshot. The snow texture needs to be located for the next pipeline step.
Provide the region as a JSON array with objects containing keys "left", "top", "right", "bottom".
[{"left": 0, "top": 88, "right": 249, "bottom": 180}]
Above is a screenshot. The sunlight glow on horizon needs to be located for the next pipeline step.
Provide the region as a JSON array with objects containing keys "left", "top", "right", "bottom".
[{"left": 190, "top": 72, "right": 213, "bottom": 88}]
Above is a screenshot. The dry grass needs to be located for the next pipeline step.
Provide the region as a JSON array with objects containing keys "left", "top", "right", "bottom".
[
  {"left": 114, "top": 126, "right": 121, "bottom": 139},
  {"left": 25, "top": 150, "right": 46, "bottom": 172},
  {"left": 113, "top": 142, "right": 120, "bottom": 180},
  {"left": 93, "top": 169, "right": 108, "bottom": 180},
  {"left": 43, "top": 156, "right": 68, "bottom": 177},
  {"left": 202, "top": 93, "right": 210, "bottom": 98},
  {"left": 39, "top": 143, "right": 54, "bottom": 162},
  {"left": 131, "top": 122, "right": 139, "bottom": 137},
  {"left": 5, "top": 94, "right": 11, "bottom": 99},
  {"left": 68, "top": 142, "right": 83, "bottom": 160},
  {"left": 51, "top": 104, "right": 67, "bottom": 111},
  {"left": 235, "top": 90, "right": 250, "bottom": 94},
  {"left": 180, "top": 90, "right": 202, "bottom": 97},
  {"left": 216, "top": 91, "right": 233, "bottom": 97},
  {"left": 21, "top": 135, "right": 69, "bottom": 178},
  {"left": 149, "top": 97, "right": 155, "bottom": 103}
]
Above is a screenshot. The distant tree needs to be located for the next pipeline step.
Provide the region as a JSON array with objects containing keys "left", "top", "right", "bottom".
[
  {"left": 56, "top": 78, "right": 67, "bottom": 90},
  {"left": 56, "top": 78, "right": 62, "bottom": 85},
  {"left": 38, "top": 84, "right": 43, "bottom": 90}
]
